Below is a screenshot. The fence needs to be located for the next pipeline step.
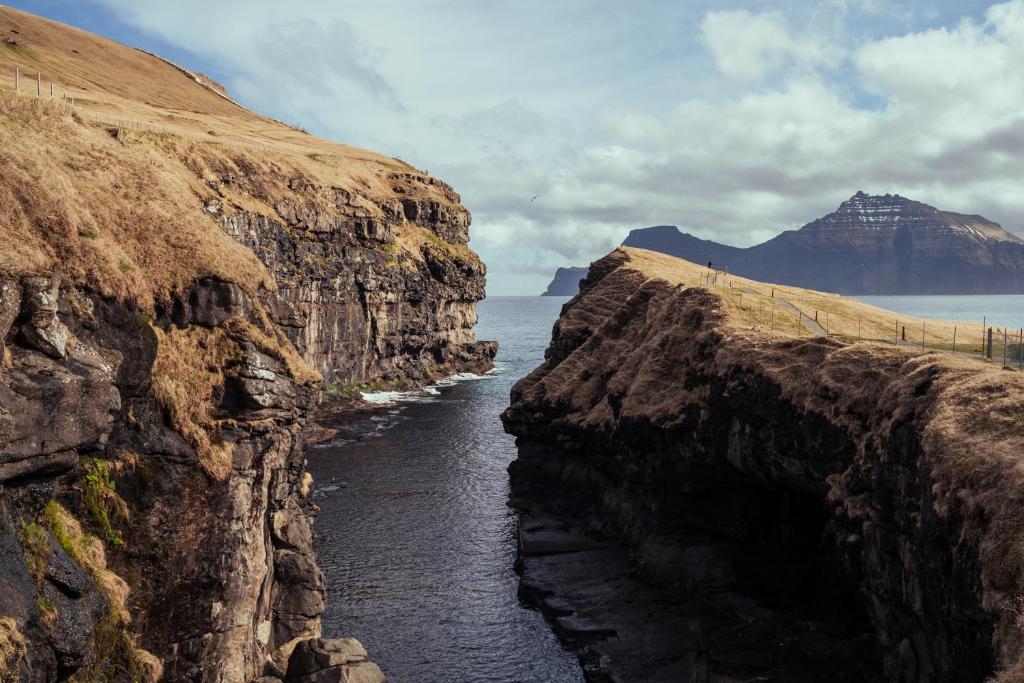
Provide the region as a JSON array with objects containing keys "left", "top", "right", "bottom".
[
  {"left": 0, "top": 64, "right": 275, "bottom": 155},
  {"left": 697, "top": 268, "right": 1024, "bottom": 369}
]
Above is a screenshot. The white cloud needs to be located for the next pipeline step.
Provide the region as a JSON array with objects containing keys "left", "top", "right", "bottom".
[
  {"left": 700, "top": 9, "right": 841, "bottom": 83},
  {"left": 75, "top": 0, "right": 1024, "bottom": 293}
]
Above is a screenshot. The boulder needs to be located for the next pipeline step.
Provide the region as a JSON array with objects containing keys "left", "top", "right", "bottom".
[{"left": 285, "top": 638, "right": 385, "bottom": 683}]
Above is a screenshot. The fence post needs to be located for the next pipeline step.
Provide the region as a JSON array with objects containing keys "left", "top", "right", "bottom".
[
  {"left": 36, "top": 72, "right": 40, "bottom": 97},
  {"left": 50, "top": 82, "right": 53, "bottom": 97},
  {"left": 983, "top": 317, "right": 986, "bottom": 355},
  {"left": 902, "top": 325, "right": 906, "bottom": 342},
  {"left": 14, "top": 67, "right": 18, "bottom": 92},
  {"left": 987, "top": 327, "right": 993, "bottom": 360},
  {"left": 952, "top": 326, "right": 957, "bottom": 356}
]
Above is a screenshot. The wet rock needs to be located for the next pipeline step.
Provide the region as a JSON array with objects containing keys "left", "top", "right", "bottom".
[{"left": 285, "top": 638, "right": 385, "bottom": 683}]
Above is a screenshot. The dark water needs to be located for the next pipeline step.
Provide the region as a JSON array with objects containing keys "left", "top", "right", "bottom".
[
  {"left": 855, "top": 295, "right": 1024, "bottom": 331},
  {"left": 308, "top": 296, "right": 582, "bottom": 683}
]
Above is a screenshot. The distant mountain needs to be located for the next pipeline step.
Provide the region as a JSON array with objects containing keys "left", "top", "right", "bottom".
[
  {"left": 544, "top": 193, "right": 1024, "bottom": 296},
  {"left": 541, "top": 266, "right": 590, "bottom": 296}
]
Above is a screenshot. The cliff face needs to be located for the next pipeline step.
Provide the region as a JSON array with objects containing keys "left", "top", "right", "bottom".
[
  {"left": 0, "top": 8, "right": 493, "bottom": 681},
  {"left": 616, "top": 192, "right": 1024, "bottom": 294},
  {"left": 220, "top": 171, "right": 494, "bottom": 387},
  {"left": 541, "top": 267, "right": 590, "bottom": 297},
  {"left": 503, "top": 248, "right": 1024, "bottom": 682}
]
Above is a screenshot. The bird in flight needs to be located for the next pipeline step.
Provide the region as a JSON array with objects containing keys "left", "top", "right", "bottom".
[{"left": 531, "top": 195, "right": 539, "bottom": 202}]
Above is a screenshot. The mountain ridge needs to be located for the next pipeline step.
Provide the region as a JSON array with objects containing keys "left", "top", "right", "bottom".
[{"left": 543, "top": 192, "right": 1024, "bottom": 296}]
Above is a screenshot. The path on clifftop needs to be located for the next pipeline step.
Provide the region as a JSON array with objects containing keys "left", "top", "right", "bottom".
[{"left": 776, "top": 297, "right": 827, "bottom": 335}]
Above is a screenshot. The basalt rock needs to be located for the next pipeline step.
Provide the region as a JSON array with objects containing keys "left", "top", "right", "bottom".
[
  {"left": 219, "top": 180, "right": 495, "bottom": 387},
  {"left": 504, "top": 248, "right": 1024, "bottom": 682},
  {"left": 1, "top": 9, "right": 492, "bottom": 681}
]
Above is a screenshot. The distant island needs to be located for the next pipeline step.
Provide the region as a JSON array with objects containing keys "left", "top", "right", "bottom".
[
  {"left": 542, "top": 192, "right": 1024, "bottom": 296},
  {"left": 541, "top": 266, "right": 589, "bottom": 296}
]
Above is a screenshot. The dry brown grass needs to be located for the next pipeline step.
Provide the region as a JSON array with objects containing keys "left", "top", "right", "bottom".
[
  {"left": 224, "top": 317, "right": 321, "bottom": 387},
  {"left": 620, "top": 247, "right": 998, "bottom": 354},
  {"left": 150, "top": 324, "right": 239, "bottom": 480},
  {"left": 0, "top": 91, "right": 274, "bottom": 308},
  {"left": 0, "top": 617, "right": 25, "bottom": 681},
  {"left": 0, "top": 6, "right": 475, "bottom": 309},
  {"left": 0, "top": 8, "right": 484, "bottom": 482}
]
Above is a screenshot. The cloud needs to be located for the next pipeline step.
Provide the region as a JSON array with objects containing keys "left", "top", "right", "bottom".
[
  {"left": 72, "top": 0, "right": 1024, "bottom": 293},
  {"left": 700, "top": 9, "right": 841, "bottom": 83}
]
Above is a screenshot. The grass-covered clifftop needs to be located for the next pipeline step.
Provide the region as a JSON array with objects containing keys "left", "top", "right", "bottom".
[
  {"left": 504, "top": 247, "right": 1024, "bottom": 682},
  {"left": 0, "top": 6, "right": 492, "bottom": 680}
]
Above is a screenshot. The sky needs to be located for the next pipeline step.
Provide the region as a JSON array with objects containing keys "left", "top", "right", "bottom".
[{"left": 10, "top": 0, "right": 1024, "bottom": 294}]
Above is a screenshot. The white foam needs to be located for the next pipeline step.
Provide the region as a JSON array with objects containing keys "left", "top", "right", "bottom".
[
  {"left": 358, "top": 370, "right": 496, "bottom": 406},
  {"left": 360, "top": 390, "right": 412, "bottom": 405}
]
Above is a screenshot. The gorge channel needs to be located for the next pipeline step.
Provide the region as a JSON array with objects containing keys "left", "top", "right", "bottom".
[{"left": 308, "top": 297, "right": 583, "bottom": 682}]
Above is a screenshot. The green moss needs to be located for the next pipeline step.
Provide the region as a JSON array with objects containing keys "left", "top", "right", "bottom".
[
  {"left": 69, "top": 611, "right": 144, "bottom": 683},
  {"left": 117, "top": 261, "right": 134, "bottom": 273},
  {"left": 322, "top": 380, "right": 383, "bottom": 402},
  {"left": 43, "top": 501, "right": 76, "bottom": 559},
  {"left": 36, "top": 595, "right": 57, "bottom": 625},
  {"left": 19, "top": 522, "right": 50, "bottom": 585},
  {"left": 83, "top": 459, "right": 122, "bottom": 546}
]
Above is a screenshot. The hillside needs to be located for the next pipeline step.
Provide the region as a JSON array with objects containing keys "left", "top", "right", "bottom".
[
  {"left": 504, "top": 247, "right": 1024, "bottom": 681},
  {"left": 0, "top": 7, "right": 493, "bottom": 682},
  {"left": 544, "top": 193, "right": 1024, "bottom": 296}
]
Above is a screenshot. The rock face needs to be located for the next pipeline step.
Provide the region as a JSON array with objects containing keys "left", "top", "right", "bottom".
[
  {"left": 0, "top": 10, "right": 494, "bottom": 679},
  {"left": 541, "top": 267, "right": 590, "bottom": 297},
  {"left": 620, "top": 192, "right": 1024, "bottom": 294},
  {"left": 0, "top": 184, "right": 492, "bottom": 681},
  {"left": 221, "top": 173, "right": 496, "bottom": 385},
  {"left": 503, "top": 249, "right": 1024, "bottom": 682}
]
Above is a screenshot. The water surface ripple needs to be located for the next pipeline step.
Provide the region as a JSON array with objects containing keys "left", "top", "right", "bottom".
[{"left": 309, "top": 296, "right": 582, "bottom": 683}]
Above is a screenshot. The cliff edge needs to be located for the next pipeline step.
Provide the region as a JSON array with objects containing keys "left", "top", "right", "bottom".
[
  {"left": 0, "top": 6, "right": 493, "bottom": 681},
  {"left": 503, "top": 247, "right": 1024, "bottom": 682}
]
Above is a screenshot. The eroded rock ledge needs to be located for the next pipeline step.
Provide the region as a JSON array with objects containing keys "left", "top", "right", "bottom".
[
  {"left": 0, "top": 111, "right": 492, "bottom": 683},
  {"left": 502, "top": 248, "right": 1024, "bottom": 682}
]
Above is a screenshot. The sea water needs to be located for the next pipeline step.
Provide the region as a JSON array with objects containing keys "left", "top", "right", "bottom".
[{"left": 308, "top": 297, "right": 582, "bottom": 683}]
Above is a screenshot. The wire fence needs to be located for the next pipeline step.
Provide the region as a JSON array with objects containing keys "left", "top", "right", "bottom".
[
  {"left": 0, "top": 64, "right": 266, "bottom": 151},
  {"left": 698, "top": 268, "right": 1024, "bottom": 370}
]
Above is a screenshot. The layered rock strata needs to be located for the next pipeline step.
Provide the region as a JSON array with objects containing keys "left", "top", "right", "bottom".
[
  {"left": 0, "top": 35, "right": 493, "bottom": 681},
  {"left": 503, "top": 248, "right": 1024, "bottom": 682}
]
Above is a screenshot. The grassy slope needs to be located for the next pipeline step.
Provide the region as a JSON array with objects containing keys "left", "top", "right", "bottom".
[
  {"left": 621, "top": 246, "right": 1002, "bottom": 355},
  {"left": 0, "top": 5, "right": 467, "bottom": 309}
]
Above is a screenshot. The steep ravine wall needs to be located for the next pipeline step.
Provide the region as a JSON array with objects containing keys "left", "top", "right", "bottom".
[
  {"left": 0, "top": 96, "right": 494, "bottom": 681},
  {"left": 503, "top": 250, "right": 1024, "bottom": 682}
]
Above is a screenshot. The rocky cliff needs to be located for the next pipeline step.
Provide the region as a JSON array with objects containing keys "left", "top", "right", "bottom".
[
  {"left": 540, "top": 267, "right": 589, "bottom": 297},
  {"left": 620, "top": 192, "right": 1024, "bottom": 294},
  {"left": 503, "top": 247, "right": 1024, "bottom": 682},
  {"left": 0, "top": 7, "right": 493, "bottom": 681}
]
